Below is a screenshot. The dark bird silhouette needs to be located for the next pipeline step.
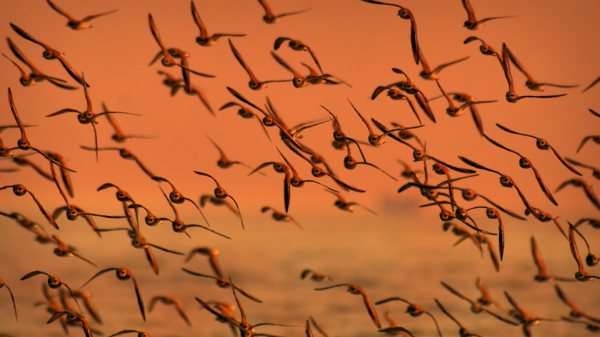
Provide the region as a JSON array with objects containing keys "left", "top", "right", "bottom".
[
  {"left": 81, "top": 268, "right": 146, "bottom": 321},
  {"left": 316, "top": 284, "right": 381, "bottom": 329},
  {"left": 46, "top": 0, "right": 117, "bottom": 30}
]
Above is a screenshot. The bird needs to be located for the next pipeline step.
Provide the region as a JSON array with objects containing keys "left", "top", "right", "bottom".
[
  {"left": 200, "top": 279, "right": 290, "bottom": 337},
  {"left": 361, "top": 1, "right": 420, "bottom": 65},
  {"left": 496, "top": 123, "right": 581, "bottom": 175},
  {"left": 109, "top": 331, "right": 152, "bottom": 337},
  {"left": 340, "top": 138, "right": 398, "bottom": 182},
  {"left": 36, "top": 283, "right": 69, "bottom": 334},
  {"left": 308, "top": 316, "right": 330, "bottom": 337},
  {"left": 20, "top": 271, "right": 81, "bottom": 311},
  {"left": 582, "top": 75, "right": 600, "bottom": 93},
  {"left": 0, "top": 123, "right": 33, "bottom": 157},
  {"left": 568, "top": 222, "right": 600, "bottom": 281},
  {"left": 208, "top": 137, "right": 255, "bottom": 171},
  {"left": 197, "top": 300, "right": 240, "bottom": 337},
  {"left": 326, "top": 190, "right": 376, "bottom": 214},
  {"left": 442, "top": 92, "right": 486, "bottom": 136},
  {"left": 573, "top": 218, "right": 600, "bottom": 229},
  {"left": 47, "top": 311, "right": 94, "bottom": 337},
  {"left": 191, "top": 1, "right": 245, "bottom": 46},
  {"left": 149, "top": 295, "right": 191, "bottom": 326},
  {"left": 258, "top": 0, "right": 311, "bottom": 24},
  {"left": 0, "top": 277, "right": 18, "bottom": 322},
  {"left": 565, "top": 158, "right": 600, "bottom": 179},
  {"left": 458, "top": 155, "right": 554, "bottom": 230},
  {"left": 157, "top": 70, "right": 185, "bottom": 96},
  {"left": 285, "top": 143, "right": 367, "bottom": 193},
  {"left": 229, "top": 39, "right": 290, "bottom": 90},
  {"left": 560, "top": 317, "right": 600, "bottom": 333},
  {"left": 373, "top": 90, "right": 423, "bottom": 125},
  {"left": 316, "top": 283, "right": 381, "bottom": 329},
  {"left": 474, "top": 278, "right": 507, "bottom": 310},
  {"left": 271, "top": 51, "right": 310, "bottom": 88},
  {"left": 443, "top": 222, "right": 481, "bottom": 251},
  {"left": 397, "top": 159, "right": 423, "bottom": 180},
  {"left": 417, "top": 51, "right": 469, "bottom": 80},
  {"left": 194, "top": 171, "right": 244, "bottom": 229},
  {"left": 9, "top": 23, "right": 90, "bottom": 87},
  {"left": 219, "top": 102, "right": 272, "bottom": 140},
  {"left": 179, "top": 83, "right": 215, "bottom": 115},
  {"left": 97, "top": 182, "right": 136, "bottom": 205},
  {"left": 389, "top": 69, "right": 437, "bottom": 122},
  {"left": 5, "top": 38, "right": 77, "bottom": 89},
  {"left": 442, "top": 186, "right": 525, "bottom": 220},
  {"left": 464, "top": 36, "right": 502, "bottom": 63},
  {"left": 151, "top": 176, "right": 208, "bottom": 223},
  {"left": 376, "top": 297, "right": 442, "bottom": 337},
  {"left": 148, "top": 14, "right": 215, "bottom": 78},
  {"left": 378, "top": 311, "right": 415, "bottom": 336},
  {"left": 130, "top": 231, "right": 185, "bottom": 275},
  {"left": 70, "top": 291, "right": 102, "bottom": 324},
  {"left": 80, "top": 268, "right": 146, "bottom": 321},
  {"left": 434, "top": 299, "right": 479, "bottom": 337},
  {"left": 501, "top": 43, "right": 567, "bottom": 103},
  {"left": 523, "top": 206, "right": 568, "bottom": 240},
  {"left": 249, "top": 160, "right": 292, "bottom": 212},
  {"left": 185, "top": 247, "right": 224, "bottom": 278},
  {"left": 440, "top": 281, "right": 518, "bottom": 325},
  {"left": 576, "top": 135, "right": 600, "bottom": 153},
  {"left": 277, "top": 148, "right": 342, "bottom": 192},
  {"left": 554, "top": 284, "right": 600, "bottom": 323},
  {"left": 274, "top": 37, "right": 323, "bottom": 74},
  {"left": 157, "top": 186, "right": 230, "bottom": 239},
  {"left": 261, "top": 206, "right": 302, "bottom": 230},
  {"left": 182, "top": 268, "right": 262, "bottom": 303},
  {"left": 7, "top": 88, "right": 75, "bottom": 171},
  {"left": 80, "top": 146, "right": 156, "bottom": 179},
  {"left": 556, "top": 179, "right": 600, "bottom": 211},
  {"left": 49, "top": 163, "right": 126, "bottom": 228},
  {"left": 321, "top": 105, "right": 363, "bottom": 150},
  {"left": 482, "top": 133, "right": 558, "bottom": 206},
  {"left": 300, "top": 270, "right": 335, "bottom": 283},
  {"left": 3, "top": 52, "right": 67, "bottom": 88},
  {"left": 476, "top": 234, "right": 501, "bottom": 272},
  {"left": 504, "top": 46, "right": 578, "bottom": 91},
  {"left": 461, "top": 0, "right": 516, "bottom": 30},
  {"left": 2, "top": 211, "right": 54, "bottom": 244},
  {"left": 46, "top": 73, "right": 140, "bottom": 161},
  {"left": 45, "top": 152, "right": 75, "bottom": 198},
  {"left": 0, "top": 184, "right": 59, "bottom": 229},
  {"left": 51, "top": 235, "right": 96, "bottom": 266},
  {"left": 530, "top": 236, "right": 575, "bottom": 282},
  {"left": 435, "top": 79, "right": 497, "bottom": 117},
  {"left": 127, "top": 203, "right": 170, "bottom": 227},
  {"left": 103, "top": 103, "right": 153, "bottom": 143},
  {"left": 226, "top": 87, "right": 314, "bottom": 155},
  {"left": 466, "top": 206, "right": 507, "bottom": 260},
  {"left": 349, "top": 99, "right": 422, "bottom": 146},
  {"left": 504, "top": 291, "right": 559, "bottom": 336},
  {"left": 302, "top": 62, "right": 349, "bottom": 87},
  {"left": 46, "top": 0, "right": 117, "bottom": 30},
  {"left": 201, "top": 195, "right": 241, "bottom": 217}
]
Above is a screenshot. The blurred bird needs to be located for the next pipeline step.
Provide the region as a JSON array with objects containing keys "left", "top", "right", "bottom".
[{"left": 46, "top": 0, "right": 117, "bottom": 30}]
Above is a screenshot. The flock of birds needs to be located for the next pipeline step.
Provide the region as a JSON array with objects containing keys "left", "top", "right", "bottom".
[{"left": 0, "top": 0, "right": 599, "bottom": 336}]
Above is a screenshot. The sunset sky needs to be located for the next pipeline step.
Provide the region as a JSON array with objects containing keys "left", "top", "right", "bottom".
[{"left": 1, "top": 0, "right": 599, "bottom": 336}]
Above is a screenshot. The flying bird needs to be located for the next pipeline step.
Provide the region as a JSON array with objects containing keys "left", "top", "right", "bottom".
[{"left": 46, "top": 0, "right": 117, "bottom": 30}]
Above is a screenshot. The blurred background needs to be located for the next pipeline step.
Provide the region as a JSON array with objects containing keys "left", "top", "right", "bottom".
[{"left": 0, "top": 0, "right": 599, "bottom": 336}]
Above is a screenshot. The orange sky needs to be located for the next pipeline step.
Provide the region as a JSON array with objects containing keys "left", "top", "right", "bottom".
[{"left": 1, "top": 0, "right": 599, "bottom": 336}]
